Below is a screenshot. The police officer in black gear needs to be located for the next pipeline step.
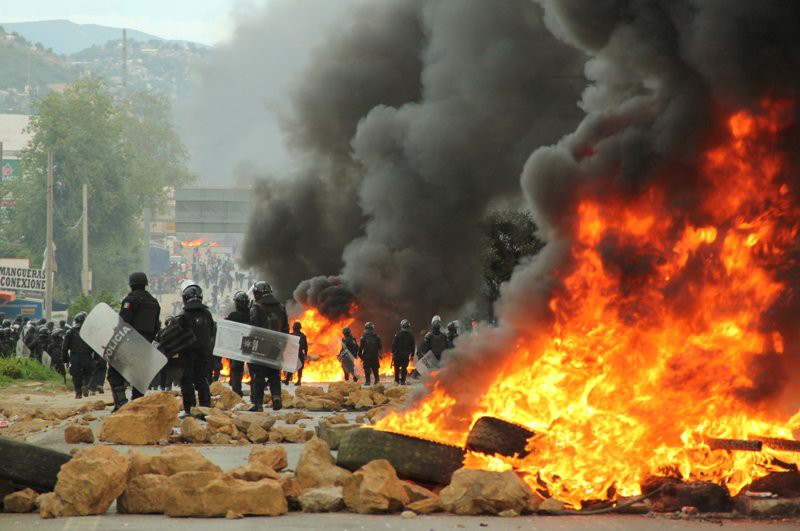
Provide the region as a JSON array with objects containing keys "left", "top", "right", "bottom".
[
  {"left": 341, "top": 327, "right": 359, "bottom": 381},
  {"left": 391, "top": 319, "right": 415, "bottom": 385},
  {"left": 62, "top": 312, "right": 96, "bottom": 399},
  {"left": 225, "top": 290, "right": 251, "bottom": 397},
  {"left": 357, "top": 322, "right": 382, "bottom": 386},
  {"left": 109, "top": 271, "right": 161, "bottom": 411},
  {"left": 49, "top": 326, "right": 67, "bottom": 384},
  {"left": 284, "top": 322, "right": 308, "bottom": 385},
  {"left": 177, "top": 283, "right": 216, "bottom": 415},
  {"left": 446, "top": 321, "right": 459, "bottom": 348},
  {"left": 248, "top": 281, "right": 288, "bottom": 411},
  {"left": 32, "top": 325, "right": 51, "bottom": 364},
  {"left": 420, "top": 316, "right": 449, "bottom": 361}
]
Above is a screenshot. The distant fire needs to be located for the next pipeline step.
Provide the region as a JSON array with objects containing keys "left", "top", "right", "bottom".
[
  {"left": 219, "top": 357, "right": 251, "bottom": 384},
  {"left": 376, "top": 100, "right": 800, "bottom": 506},
  {"left": 181, "top": 237, "right": 205, "bottom": 248}
]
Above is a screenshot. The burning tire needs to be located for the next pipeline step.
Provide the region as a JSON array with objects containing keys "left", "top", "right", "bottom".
[
  {"left": 465, "top": 416, "right": 535, "bottom": 458},
  {"left": 336, "top": 427, "right": 464, "bottom": 485}
]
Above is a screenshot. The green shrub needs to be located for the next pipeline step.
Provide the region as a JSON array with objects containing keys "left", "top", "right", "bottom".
[{"left": 0, "top": 357, "right": 66, "bottom": 386}]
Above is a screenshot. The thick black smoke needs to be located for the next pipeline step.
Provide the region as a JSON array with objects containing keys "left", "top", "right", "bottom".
[
  {"left": 428, "top": 0, "right": 800, "bottom": 427},
  {"left": 243, "top": 0, "right": 586, "bottom": 335}
]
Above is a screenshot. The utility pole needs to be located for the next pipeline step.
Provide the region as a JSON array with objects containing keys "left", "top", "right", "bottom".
[
  {"left": 122, "top": 29, "right": 128, "bottom": 100},
  {"left": 81, "top": 183, "right": 91, "bottom": 294},
  {"left": 45, "top": 150, "right": 55, "bottom": 319},
  {"left": 142, "top": 207, "right": 151, "bottom": 274}
]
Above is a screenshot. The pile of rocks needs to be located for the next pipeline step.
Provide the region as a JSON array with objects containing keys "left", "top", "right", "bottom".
[
  {"left": 3, "top": 435, "right": 541, "bottom": 518},
  {"left": 1, "top": 400, "right": 107, "bottom": 440}
]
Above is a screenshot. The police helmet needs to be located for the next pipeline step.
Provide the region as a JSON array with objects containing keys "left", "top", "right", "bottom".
[
  {"left": 73, "top": 312, "right": 87, "bottom": 325},
  {"left": 343, "top": 326, "right": 352, "bottom": 336},
  {"left": 292, "top": 322, "right": 302, "bottom": 332},
  {"left": 37, "top": 318, "right": 47, "bottom": 325},
  {"left": 46, "top": 321, "right": 54, "bottom": 331},
  {"left": 401, "top": 319, "right": 410, "bottom": 330},
  {"left": 37, "top": 325, "right": 49, "bottom": 335},
  {"left": 59, "top": 320, "right": 66, "bottom": 328},
  {"left": 182, "top": 284, "right": 203, "bottom": 303},
  {"left": 447, "top": 321, "right": 457, "bottom": 332},
  {"left": 2, "top": 319, "right": 10, "bottom": 328},
  {"left": 180, "top": 279, "right": 199, "bottom": 293},
  {"left": 252, "top": 281, "right": 273, "bottom": 297},
  {"left": 164, "top": 316, "right": 177, "bottom": 328},
  {"left": 431, "top": 315, "right": 442, "bottom": 326},
  {"left": 233, "top": 290, "right": 250, "bottom": 311},
  {"left": 364, "top": 322, "right": 375, "bottom": 331},
  {"left": 129, "top": 271, "right": 148, "bottom": 288}
]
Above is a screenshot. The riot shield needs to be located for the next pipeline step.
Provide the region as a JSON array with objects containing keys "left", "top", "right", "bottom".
[
  {"left": 16, "top": 338, "right": 29, "bottom": 358},
  {"left": 80, "top": 303, "right": 167, "bottom": 393},
  {"left": 41, "top": 351, "right": 52, "bottom": 368},
  {"left": 415, "top": 350, "right": 440, "bottom": 377},
  {"left": 337, "top": 343, "right": 363, "bottom": 380},
  {"left": 213, "top": 320, "right": 299, "bottom": 372}
]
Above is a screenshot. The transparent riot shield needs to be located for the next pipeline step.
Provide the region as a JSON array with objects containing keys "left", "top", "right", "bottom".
[
  {"left": 80, "top": 303, "right": 167, "bottom": 393},
  {"left": 337, "top": 343, "right": 364, "bottom": 380},
  {"left": 415, "top": 350, "right": 440, "bottom": 377},
  {"left": 213, "top": 320, "right": 299, "bottom": 372},
  {"left": 41, "top": 351, "right": 52, "bottom": 368}
]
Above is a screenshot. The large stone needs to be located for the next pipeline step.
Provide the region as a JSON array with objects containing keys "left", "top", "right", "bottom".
[
  {"left": 117, "top": 474, "right": 168, "bottom": 514},
  {"left": 215, "top": 387, "right": 244, "bottom": 410},
  {"left": 272, "top": 425, "right": 313, "bottom": 443},
  {"left": 248, "top": 446, "right": 288, "bottom": 471},
  {"left": 283, "top": 411, "right": 312, "bottom": 424},
  {"left": 327, "top": 381, "right": 361, "bottom": 395},
  {"left": 98, "top": 392, "right": 180, "bottom": 445},
  {"left": 129, "top": 447, "right": 221, "bottom": 478},
  {"left": 735, "top": 495, "right": 800, "bottom": 517},
  {"left": 384, "top": 386, "right": 411, "bottom": 400},
  {"left": 3, "top": 488, "right": 37, "bottom": 513},
  {"left": 180, "top": 416, "right": 208, "bottom": 443},
  {"left": 343, "top": 459, "right": 410, "bottom": 514},
  {"left": 295, "top": 385, "right": 325, "bottom": 399},
  {"left": 402, "top": 480, "right": 438, "bottom": 503},
  {"left": 53, "top": 445, "right": 130, "bottom": 516},
  {"left": 439, "top": 468, "right": 534, "bottom": 516},
  {"left": 209, "top": 381, "right": 226, "bottom": 395},
  {"left": 407, "top": 497, "right": 441, "bottom": 514},
  {"left": 164, "top": 472, "right": 288, "bottom": 517},
  {"left": 299, "top": 486, "right": 345, "bottom": 512},
  {"left": 295, "top": 437, "right": 352, "bottom": 490},
  {"left": 37, "top": 492, "right": 64, "bottom": 519},
  {"left": 247, "top": 423, "right": 269, "bottom": 443},
  {"left": 206, "top": 414, "right": 237, "bottom": 435},
  {"left": 64, "top": 423, "right": 94, "bottom": 444},
  {"left": 233, "top": 412, "right": 276, "bottom": 432},
  {"left": 315, "top": 421, "right": 360, "bottom": 450},
  {"left": 365, "top": 405, "right": 390, "bottom": 422},
  {"left": 227, "top": 462, "right": 281, "bottom": 482}
]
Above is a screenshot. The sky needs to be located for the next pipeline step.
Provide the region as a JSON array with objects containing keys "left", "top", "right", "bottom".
[{"left": 0, "top": 0, "right": 268, "bottom": 45}]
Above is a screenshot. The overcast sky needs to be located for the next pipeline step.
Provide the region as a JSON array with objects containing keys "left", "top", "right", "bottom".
[{"left": 0, "top": 0, "right": 270, "bottom": 45}]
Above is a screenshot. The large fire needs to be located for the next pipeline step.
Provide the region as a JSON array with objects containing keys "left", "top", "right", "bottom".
[
  {"left": 293, "top": 307, "right": 398, "bottom": 383},
  {"left": 376, "top": 100, "right": 800, "bottom": 506}
]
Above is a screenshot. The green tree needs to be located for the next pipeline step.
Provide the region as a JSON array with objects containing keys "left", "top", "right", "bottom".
[
  {"left": 481, "top": 210, "right": 545, "bottom": 312},
  {"left": 5, "top": 77, "right": 193, "bottom": 303}
]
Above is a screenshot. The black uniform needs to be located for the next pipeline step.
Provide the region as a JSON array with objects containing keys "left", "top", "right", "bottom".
[
  {"left": 224, "top": 308, "right": 250, "bottom": 397},
  {"left": 357, "top": 330, "right": 382, "bottom": 385},
  {"left": 420, "top": 329, "right": 449, "bottom": 361},
  {"left": 391, "top": 329, "right": 415, "bottom": 385},
  {"left": 32, "top": 328, "right": 51, "bottom": 365},
  {"left": 284, "top": 330, "right": 308, "bottom": 385},
  {"left": 447, "top": 329, "right": 459, "bottom": 348},
  {"left": 62, "top": 326, "right": 96, "bottom": 398},
  {"left": 48, "top": 328, "right": 67, "bottom": 384},
  {"left": 109, "top": 288, "right": 160, "bottom": 406},
  {"left": 177, "top": 299, "right": 216, "bottom": 414},
  {"left": 249, "top": 294, "right": 288, "bottom": 410},
  {"left": 342, "top": 334, "right": 359, "bottom": 381}
]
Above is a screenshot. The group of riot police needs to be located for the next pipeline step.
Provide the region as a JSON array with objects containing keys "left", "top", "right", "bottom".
[{"left": 339, "top": 315, "right": 459, "bottom": 386}]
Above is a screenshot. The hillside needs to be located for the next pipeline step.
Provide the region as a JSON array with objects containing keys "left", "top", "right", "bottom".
[{"left": 0, "top": 19, "right": 163, "bottom": 55}]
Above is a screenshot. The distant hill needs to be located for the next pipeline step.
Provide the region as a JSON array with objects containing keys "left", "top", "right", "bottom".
[{"left": 0, "top": 19, "right": 165, "bottom": 55}]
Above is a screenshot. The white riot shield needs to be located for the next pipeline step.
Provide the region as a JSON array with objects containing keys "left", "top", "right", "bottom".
[
  {"left": 41, "top": 351, "right": 52, "bottom": 368},
  {"left": 337, "top": 344, "right": 363, "bottom": 380},
  {"left": 213, "top": 320, "right": 299, "bottom": 372},
  {"left": 16, "top": 338, "right": 29, "bottom": 358},
  {"left": 80, "top": 303, "right": 167, "bottom": 393},
  {"left": 415, "top": 350, "right": 440, "bottom": 377}
]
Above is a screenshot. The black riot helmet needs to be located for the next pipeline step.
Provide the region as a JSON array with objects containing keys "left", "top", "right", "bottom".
[
  {"left": 73, "top": 312, "right": 87, "bottom": 326},
  {"left": 252, "top": 281, "right": 272, "bottom": 298},
  {"left": 46, "top": 321, "right": 54, "bottom": 331},
  {"left": 37, "top": 325, "right": 49, "bottom": 335},
  {"left": 233, "top": 290, "right": 250, "bottom": 311},
  {"left": 182, "top": 284, "right": 203, "bottom": 303},
  {"left": 129, "top": 271, "right": 148, "bottom": 288},
  {"left": 364, "top": 322, "right": 375, "bottom": 332},
  {"left": 37, "top": 318, "right": 47, "bottom": 326},
  {"left": 343, "top": 326, "right": 352, "bottom": 336},
  {"left": 400, "top": 319, "right": 410, "bottom": 330},
  {"left": 59, "top": 320, "right": 66, "bottom": 329},
  {"left": 292, "top": 322, "right": 302, "bottom": 332},
  {"left": 447, "top": 321, "right": 457, "bottom": 332}
]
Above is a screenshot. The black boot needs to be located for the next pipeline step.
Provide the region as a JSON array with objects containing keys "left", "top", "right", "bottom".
[
  {"left": 111, "top": 386, "right": 128, "bottom": 412},
  {"left": 249, "top": 381, "right": 264, "bottom": 412},
  {"left": 271, "top": 394, "right": 282, "bottom": 411}
]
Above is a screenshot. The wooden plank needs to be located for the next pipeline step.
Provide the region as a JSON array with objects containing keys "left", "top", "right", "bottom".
[
  {"left": 707, "top": 438, "right": 762, "bottom": 452},
  {"left": 750, "top": 436, "right": 800, "bottom": 453}
]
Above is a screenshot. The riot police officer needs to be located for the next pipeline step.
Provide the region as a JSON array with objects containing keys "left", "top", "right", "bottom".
[
  {"left": 446, "top": 321, "right": 459, "bottom": 348},
  {"left": 284, "top": 322, "right": 308, "bottom": 386},
  {"left": 225, "top": 290, "right": 251, "bottom": 397},
  {"left": 357, "top": 322, "right": 382, "bottom": 386},
  {"left": 419, "top": 315, "right": 449, "bottom": 362},
  {"left": 248, "top": 281, "right": 288, "bottom": 411},
  {"left": 177, "top": 282, "right": 216, "bottom": 415},
  {"left": 49, "top": 326, "right": 67, "bottom": 384},
  {"left": 62, "top": 312, "right": 96, "bottom": 399},
  {"left": 391, "top": 319, "right": 415, "bottom": 385},
  {"left": 109, "top": 272, "right": 161, "bottom": 411}
]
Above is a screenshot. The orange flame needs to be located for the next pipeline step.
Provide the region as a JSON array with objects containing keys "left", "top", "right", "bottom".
[
  {"left": 292, "top": 307, "right": 397, "bottom": 382},
  {"left": 376, "top": 99, "right": 800, "bottom": 506},
  {"left": 181, "top": 237, "right": 205, "bottom": 248},
  {"left": 219, "top": 357, "right": 251, "bottom": 384}
]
